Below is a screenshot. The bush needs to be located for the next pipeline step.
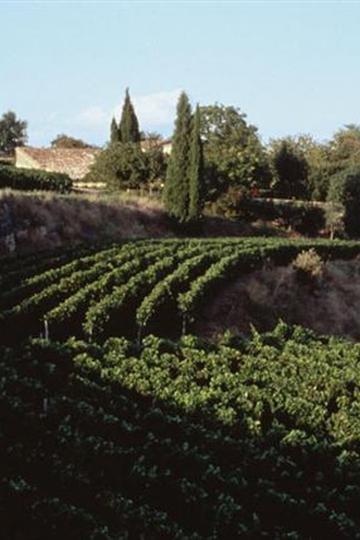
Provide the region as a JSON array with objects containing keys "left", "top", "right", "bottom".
[
  {"left": 327, "top": 167, "right": 360, "bottom": 237},
  {"left": 0, "top": 165, "right": 72, "bottom": 193},
  {"left": 85, "top": 142, "right": 149, "bottom": 190},
  {"left": 210, "top": 194, "right": 325, "bottom": 235},
  {"left": 292, "top": 248, "right": 324, "bottom": 283},
  {"left": 206, "top": 186, "right": 249, "bottom": 218}
]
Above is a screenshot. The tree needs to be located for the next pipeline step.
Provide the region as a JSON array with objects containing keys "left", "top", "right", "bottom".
[
  {"left": 51, "top": 134, "right": 92, "bottom": 148},
  {"left": 269, "top": 139, "right": 309, "bottom": 199},
  {"left": 294, "top": 135, "right": 332, "bottom": 201},
  {"left": 329, "top": 124, "right": 360, "bottom": 171},
  {"left": 327, "top": 167, "right": 360, "bottom": 237},
  {"left": 163, "top": 92, "right": 192, "bottom": 223},
  {"left": 146, "top": 146, "right": 167, "bottom": 189},
  {"left": 0, "top": 111, "right": 27, "bottom": 155},
  {"left": 118, "top": 88, "right": 140, "bottom": 143},
  {"left": 86, "top": 142, "right": 148, "bottom": 190},
  {"left": 199, "top": 104, "right": 271, "bottom": 200},
  {"left": 110, "top": 118, "right": 120, "bottom": 143},
  {"left": 188, "top": 105, "right": 204, "bottom": 220}
]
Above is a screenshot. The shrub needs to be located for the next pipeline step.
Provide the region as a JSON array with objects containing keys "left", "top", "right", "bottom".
[
  {"left": 206, "top": 186, "right": 249, "bottom": 218},
  {"left": 211, "top": 195, "right": 326, "bottom": 236},
  {"left": 327, "top": 167, "right": 360, "bottom": 237},
  {"left": 0, "top": 165, "right": 72, "bottom": 193},
  {"left": 292, "top": 248, "right": 324, "bottom": 282},
  {"left": 85, "top": 142, "right": 149, "bottom": 190}
]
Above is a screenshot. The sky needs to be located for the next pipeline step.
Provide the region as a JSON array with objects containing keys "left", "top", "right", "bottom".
[{"left": 1, "top": 0, "right": 360, "bottom": 147}]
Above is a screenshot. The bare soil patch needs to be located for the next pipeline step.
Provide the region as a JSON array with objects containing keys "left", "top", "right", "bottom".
[{"left": 195, "top": 257, "right": 360, "bottom": 340}]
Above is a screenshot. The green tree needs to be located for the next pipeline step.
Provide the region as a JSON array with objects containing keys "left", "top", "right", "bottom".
[
  {"left": 188, "top": 105, "right": 204, "bottom": 221},
  {"left": 295, "top": 135, "right": 332, "bottom": 201},
  {"left": 86, "top": 142, "right": 148, "bottom": 190},
  {"left": 146, "top": 146, "right": 167, "bottom": 189},
  {"left": 0, "top": 111, "right": 27, "bottom": 155},
  {"left": 163, "top": 92, "right": 192, "bottom": 223},
  {"left": 51, "top": 134, "right": 93, "bottom": 148},
  {"left": 329, "top": 124, "right": 360, "bottom": 171},
  {"left": 269, "top": 139, "right": 309, "bottom": 199},
  {"left": 110, "top": 117, "right": 120, "bottom": 143},
  {"left": 119, "top": 88, "right": 140, "bottom": 143},
  {"left": 199, "top": 104, "right": 270, "bottom": 200},
  {"left": 327, "top": 167, "right": 360, "bottom": 237}
]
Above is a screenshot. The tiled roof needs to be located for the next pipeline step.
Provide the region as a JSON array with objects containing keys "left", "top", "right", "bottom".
[{"left": 16, "top": 146, "right": 101, "bottom": 180}]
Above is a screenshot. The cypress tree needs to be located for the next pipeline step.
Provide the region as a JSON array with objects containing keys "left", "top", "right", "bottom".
[
  {"left": 188, "top": 104, "right": 204, "bottom": 221},
  {"left": 110, "top": 117, "right": 120, "bottom": 143},
  {"left": 163, "top": 92, "right": 192, "bottom": 223},
  {"left": 119, "top": 88, "right": 140, "bottom": 143}
]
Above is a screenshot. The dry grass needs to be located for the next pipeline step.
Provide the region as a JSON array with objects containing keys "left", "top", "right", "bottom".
[
  {"left": 0, "top": 189, "right": 287, "bottom": 256},
  {"left": 195, "top": 257, "right": 360, "bottom": 341},
  {"left": 0, "top": 189, "right": 170, "bottom": 254}
]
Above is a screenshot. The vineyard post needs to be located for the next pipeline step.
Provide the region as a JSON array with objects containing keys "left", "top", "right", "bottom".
[
  {"left": 44, "top": 318, "right": 49, "bottom": 340},
  {"left": 137, "top": 325, "right": 143, "bottom": 347},
  {"left": 182, "top": 315, "right": 187, "bottom": 335}
]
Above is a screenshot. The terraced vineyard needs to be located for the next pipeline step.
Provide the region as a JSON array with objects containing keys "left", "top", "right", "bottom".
[
  {"left": 3, "top": 325, "right": 360, "bottom": 538},
  {"left": 1, "top": 237, "right": 360, "bottom": 345},
  {"left": 3, "top": 237, "right": 360, "bottom": 539}
]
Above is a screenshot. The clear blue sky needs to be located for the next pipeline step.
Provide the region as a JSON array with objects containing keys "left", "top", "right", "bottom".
[{"left": 1, "top": 1, "right": 360, "bottom": 147}]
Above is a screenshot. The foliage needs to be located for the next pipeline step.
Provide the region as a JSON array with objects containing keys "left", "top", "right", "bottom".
[
  {"left": 199, "top": 104, "right": 271, "bottom": 199},
  {"left": 329, "top": 124, "right": 360, "bottom": 172},
  {"left": 163, "top": 92, "right": 192, "bottom": 223},
  {"left": 3, "top": 324, "right": 360, "bottom": 537},
  {"left": 269, "top": 138, "right": 309, "bottom": 199},
  {"left": 110, "top": 117, "right": 120, "bottom": 143},
  {"left": 145, "top": 145, "right": 167, "bottom": 188},
  {"left": 327, "top": 167, "right": 360, "bottom": 237},
  {"left": 0, "top": 165, "right": 72, "bottom": 193},
  {"left": 50, "top": 134, "right": 93, "bottom": 148},
  {"left": 0, "top": 111, "right": 27, "bottom": 155},
  {"left": 1, "top": 237, "right": 360, "bottom": 344},
  {"left": 239, "top": 198, "right": 326, "bottom": 236},
  {"left": 118, "top": 88, "right": 141, "bottom": 143},
  {"left": 188, "top": 105, "right": 205, "bottom": 221},
  {"left": 206, "top": 186, "right": 250, "bottom": 219},
  {"left": 86, "top": 142, "right": 149, "bottom": 190},
  {"left": 292, "top": 248, "right": 324, "bottom": 282},
  {"left": 293, "top": 135, "right": 333, "bottom": 201},
  {"left": 325, "top": 201, "right": 344, "bottom": 239}
]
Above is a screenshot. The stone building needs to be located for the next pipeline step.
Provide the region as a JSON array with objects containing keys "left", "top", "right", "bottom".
[{"left": 15, "top": 146, "right": 101, "bottom": 180}]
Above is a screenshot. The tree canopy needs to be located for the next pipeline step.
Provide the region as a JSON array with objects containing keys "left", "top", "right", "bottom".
[
  {"left": 86, "top": 142, "right": 148, "bottom": 190},
  {"left": 327, "top": 166, "right": 360, "bottom": 237},
  {"left": 163, "top": 92, "right": 193, "bottom": 223},
  {"left": 51, "top": 134, "right": 93, "bottom": 148},
  {"left": 118, "top": 88, "right": 141, "bottom": 143},
  {"left": 199, "top": 104, "right": 271, "bottom": 199},
  {"left": 269, "top": 138, "right": 309, "bottom": 199},
  {"left": 0, "top": 111, "right": 27, "bottom": 155}
]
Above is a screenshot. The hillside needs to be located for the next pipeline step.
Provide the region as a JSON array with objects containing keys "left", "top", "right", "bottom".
[
  {"left": 0, "top": 190, "right": 283, "bottom": 256},
  {"left": 2, "top": 237, "right": 360, "bottom": 538},
  {"left": 196, "top": 256, "right": 360, "bottom": 341}
]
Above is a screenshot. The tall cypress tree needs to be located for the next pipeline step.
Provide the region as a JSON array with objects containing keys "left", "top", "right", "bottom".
[
  {"left": 163, "top": 92, "right": 192, "bottom": 223},
  {"left": 119, "top": 88, "right": 140, "bottom": 143},
  {"left": 110, "top": 117, "right": 120, "bottom": 143},
  {"left": 188, "top": 104, "right": 204, "bottom": 221}
]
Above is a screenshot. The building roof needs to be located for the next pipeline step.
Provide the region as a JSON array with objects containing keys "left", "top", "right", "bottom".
[
  {"left": 15, "top": 146, "right": 101, "bottom": 180},
  {"left": 140, "top": 138, "right": 172, "bottom": 152}
]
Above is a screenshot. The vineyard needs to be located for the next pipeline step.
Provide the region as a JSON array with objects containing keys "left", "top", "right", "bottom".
[
  {"left": 3, "top": 325, "right": 360, "bottom": 538},
  {"left": 2, "top": 237, "right": 360, "bottom": 538},
  {"left": 1, "top": 237, "right": 360, "bottom": 345}
]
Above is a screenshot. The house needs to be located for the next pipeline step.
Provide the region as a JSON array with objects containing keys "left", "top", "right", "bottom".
[
  {"left": 159, "top": 139, "right": 172, "bottom": 155},
  {"left": 15, "top": 146, "right": 101, "bottom": 180},
  {"left": 140, "top": 138, "right": 172, "bottom": 155}
]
